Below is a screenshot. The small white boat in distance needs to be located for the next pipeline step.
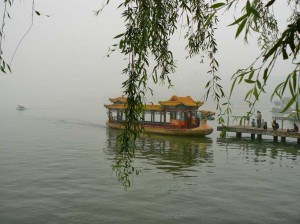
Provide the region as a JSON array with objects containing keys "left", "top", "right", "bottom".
[{"left": 16, "top": 105, "right": 27, "bottom": 110}]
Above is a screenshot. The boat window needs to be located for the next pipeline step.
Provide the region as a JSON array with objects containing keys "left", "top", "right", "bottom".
[{"left": 170, "top": 112, "right": 176, "bottom": 119}]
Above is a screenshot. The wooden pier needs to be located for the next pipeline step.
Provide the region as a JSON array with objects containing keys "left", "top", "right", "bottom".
[{"left": 217, "top": 125, "right": 300, "bottom": 144}]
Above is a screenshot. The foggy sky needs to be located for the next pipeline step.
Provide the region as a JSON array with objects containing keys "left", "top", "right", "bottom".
[{"left": 0, "top": 0, "right": 295, "bottom": 123}]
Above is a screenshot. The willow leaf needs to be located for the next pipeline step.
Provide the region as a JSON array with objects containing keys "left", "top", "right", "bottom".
[
  {"left": 244, "top": 79, "right": 255, "bottom": 84},
  {"left": 253, "top": 86, "right": 259, "bottom": 100},
  {"left": 229, "top": 77, "right": 237, "bottom": 97},
  {"left": 263, "top": 39, "right": 283, "bottom": 62},
  {"left": 245, "top": 89, "right": 253, "bottom": 100},
  {"left": 292, "top": 70, "right": 297, "bottom": 90},
  {"left": 281, "top": 95, "right": 296, "bottom": 113},
  {"left": 248, "top": 70, "right": 254, "bottom": 80},
  {"left": 256, "top": 80, "right": 261, "bottom": 89},
  {"left": 263, "top": 68, "right": 268, "bottom": 83},
  {"left": 235, "top": 19, "right": 247, "bottom": 38},
  {"left": 228, "top": 14, "right": 248, "bottom": 26},
  {"left": 210, "top": 3, "right": 225, "bottom": 9},
  {"left": 114, "top": 33, "right": 124, "bottom": 39},
  {"left": 250, "top": 6, "right": 260, "bottom": 19},
  {"left": 270, "top": 82, "right": 284, "bottom": 101},
  {"left": 204, "top": 12, "right": 216, "bottom": 28},
  {"left": 282, "top": 47, "right": 288, "bottom": 60}
]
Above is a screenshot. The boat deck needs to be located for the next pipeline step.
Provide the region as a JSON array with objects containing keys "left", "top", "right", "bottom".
[{"left": 217, "top": 125, "right": 300, "bottom": 144}]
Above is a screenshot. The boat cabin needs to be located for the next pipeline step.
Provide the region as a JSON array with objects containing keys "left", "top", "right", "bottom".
[{"left": 105, "top": 95, "right": 213, "bottom": 129}]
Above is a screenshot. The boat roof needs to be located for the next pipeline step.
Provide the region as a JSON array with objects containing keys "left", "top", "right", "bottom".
[
  {"left": 104, "top": 103, "right": 163, "bottom": 111},
  {"left": 158, "top": 95, "right": 203, "bottom": 107},
  {"left": 105, "top": 95, "right": 204, "bottom": 110}
]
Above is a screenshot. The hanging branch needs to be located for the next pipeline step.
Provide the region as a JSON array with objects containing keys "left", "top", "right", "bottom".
[
  {"left": 0, "top": 0, "right": 11, "bottom": 73},
  {"left": 9, "top": 0, "right": 35, "bottom": 66}
]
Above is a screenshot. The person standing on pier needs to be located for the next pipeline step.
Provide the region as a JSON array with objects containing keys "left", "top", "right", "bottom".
[
  {"left": 251, "top": 119, "right": 256, "bottom": 127},
  {"left": 263, "top": 121, "right": 268, "bottom": 130},
  {"left": 272, "top": 120, "right": 279, "bottom": 131},
  {"left": 257, "top": 111, "right": 262, "bottom": 128}
]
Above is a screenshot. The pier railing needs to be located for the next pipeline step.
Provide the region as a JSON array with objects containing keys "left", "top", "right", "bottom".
[
  {"left": 218, "top": 116, "right": 300, "bottom": 144},
  {"left": 226, "top": 115, "right": 296, "bottom": 131}
]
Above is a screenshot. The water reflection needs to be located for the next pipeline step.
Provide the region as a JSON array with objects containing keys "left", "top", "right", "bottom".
[
  {"left": 104, "top": 128, "right": 214, "bottom": 174},
  {"left": 216, "top": 137, "right": 300, "bottom": 164},
  {"left": 105, "top": 128, "right": 300, "bottom": 189},
  {"left": 106, "top": 128, "right": 213, "bottom": 166},
  {"left": 137, "top": 134, "right": 214, "bottom": 172}
]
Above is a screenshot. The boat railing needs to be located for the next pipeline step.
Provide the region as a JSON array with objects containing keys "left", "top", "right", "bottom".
[{"left": 141, "top": 121, "right": 164, "bottom": 126}]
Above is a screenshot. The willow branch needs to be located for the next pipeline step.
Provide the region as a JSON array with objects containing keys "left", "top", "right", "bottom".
[
  {"left": 9, "top": 0, "right": 35, "bottom": 66},
  {"left": 0, "top": 1, "right": 8, "bottom": 57}
]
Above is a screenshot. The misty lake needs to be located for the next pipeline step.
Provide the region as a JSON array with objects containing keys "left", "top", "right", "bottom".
[{"left": 0, "top": 106, "right": 300, "bottom": 224}]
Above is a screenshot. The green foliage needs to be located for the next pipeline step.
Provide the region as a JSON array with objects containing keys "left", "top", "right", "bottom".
[
  {"left": 0, "top": 0, "right": 13, "bottom": 74},
  {"left": 112, "top": 154, "right": 141, "bottom": 190},
  {"left": 219, "top": 126, "right": 228, "bottom": 138},
  {"left": 271, "top": 69, "right": 300, "bottom": 120},
  {"left": 228, "top": 1, "right": 299, "bottom": 122},
  {"left": 0, "top": 57, "right": 11, "bottom": 74}
]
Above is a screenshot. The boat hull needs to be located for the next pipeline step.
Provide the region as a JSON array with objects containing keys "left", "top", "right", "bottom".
[{"left": 106, "top": 122, "right": 213, "bottom": 136}]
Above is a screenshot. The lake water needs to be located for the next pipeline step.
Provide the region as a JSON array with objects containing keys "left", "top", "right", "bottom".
[{"left": 1, "top": 107, "right": 300, "bottom": 224}]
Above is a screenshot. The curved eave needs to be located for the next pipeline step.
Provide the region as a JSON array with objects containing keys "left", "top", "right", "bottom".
[
  {"left": 109, "top": 96, "right": 127, "bottom": 104},
  {"left": 199, "top": 110, "right": 216, "bottom": 116},
  {"left": 104, "top": 104, "right": 126, "bottom": 109},
  {"left": 145, "top": 105, "right": 163, "bottom": 111}
]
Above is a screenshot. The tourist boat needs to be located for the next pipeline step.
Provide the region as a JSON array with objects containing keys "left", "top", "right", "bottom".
[
  {"left": 16, "top": 105, "right": 27, "bottom": 110},
  {"left": 104, "top": 95, "right": 215, "bottom": 136}
]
